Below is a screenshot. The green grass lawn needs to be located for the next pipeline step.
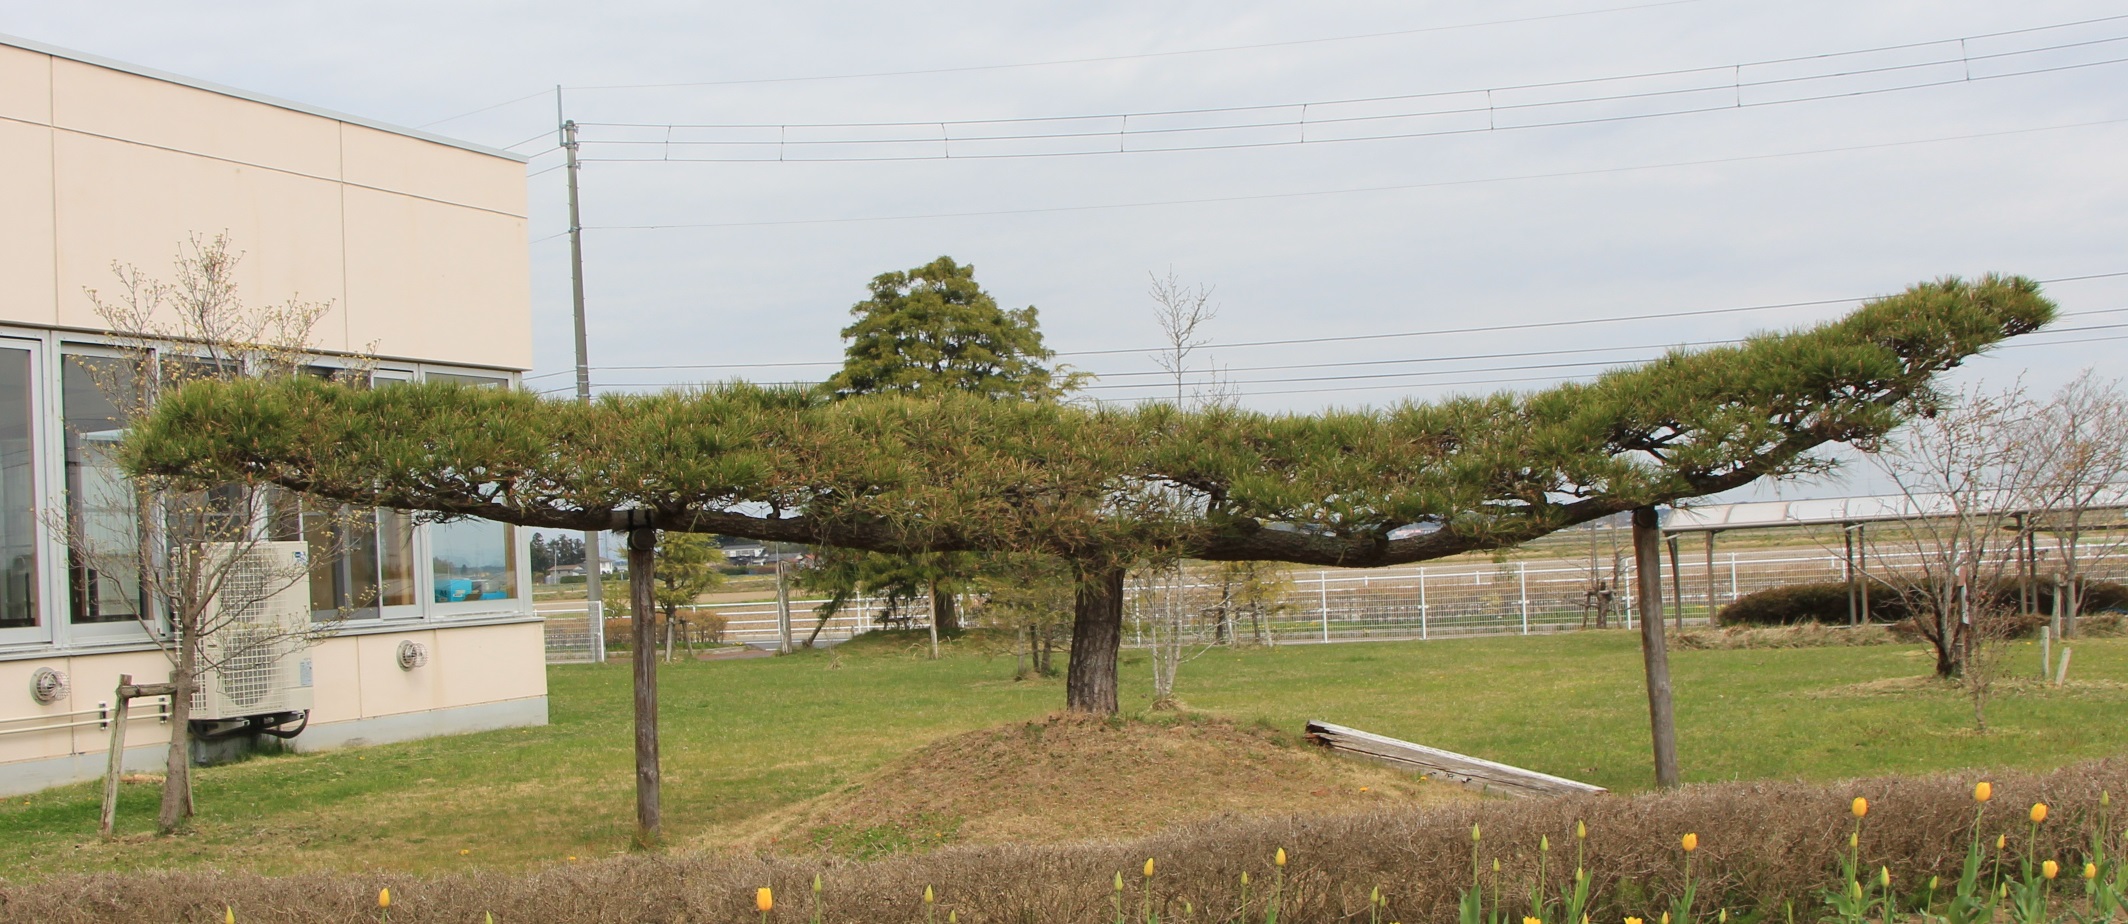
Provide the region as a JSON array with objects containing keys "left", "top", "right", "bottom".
[{"left": 3, "top": 631, "right": 2124, "bottom": 881}]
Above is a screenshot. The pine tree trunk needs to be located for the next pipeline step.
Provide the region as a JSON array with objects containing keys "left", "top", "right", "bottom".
[
  {"left": 1633, "top": 507, "right": 1681, "bottom": 789},
  {"left": 628, "top": 529, "right": 661, "bottom": 848},
  {"left": 157, "top": 651, "right": 196, "bottom": 834},
  {"left": 932, "top": 584, "right": 959, "bottom": 634},
  {"left": 1065, "top": 561, "right": 1126, "bottom": 714}
]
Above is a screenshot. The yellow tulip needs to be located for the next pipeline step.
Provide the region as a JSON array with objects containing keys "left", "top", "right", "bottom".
[
  {"left": 2103, "top": 790, "right": 2112, "bottom": 808},
  {"left": 1662, "top": 913, "right": 1671, "bottom": 924},
  {"left": 1114, "top": 872, "right": 1124, "bottom": 892},
  {"left": 225, "top": 907, "right": 235, "bottom": 924},
  {"left": 950, "top": 912, "right": 958, "bottom": 924},
  {"left": 1494, "top": 858, "right": 1502, "bottom": 873},
  {"left": 1879, "top": 867, "right": 1891, "bottom": 889},
  {"left": 1541, "top": 835, "right": 1550, "bottom": 852},
  {"left": 1681, "top": 833, "right": 1698, "bottom": 853},
  {"left": 2031, "top": 803, "right": 2049, "bottom": 824},
  {"left": 756, "top": 888, "right": 773, "bottom": 913},
  {"left": 1241, "top": 871, "right": 1250, "bottom": 887},
  {"left": 1525, "top": 917, "right": 1542, "bottom": 924},
  {"left": 2086, "top": 863, "right": 2100, "bottom": 880},
  {"left": 1276, "top": 847, "right": 1287, "bottom": 867},
  {"left": 1997, "top": 834, "right": 2008, "bottom": 850},
  {"left": 1577, "top": 820, "right": 1587, "bottom": 840},
  {"left": 1472, "top": 824, "right": 1483, "bottom": 842},
  {"left": 1975, "top": 782, "right": 1993, "bottom": 803},
  {"left": 1144, "top": 858, "right": 1155, "bottom": 878},
  {"left": 459, "top": 849, "right": 470, "bottom": 856},
  {"left": 1849, "top": 831, "right": 1859, "bottom": 850},
  {"left": 2042, "top": 860, "right": 2059, "bottom": 880},
  {"left": 379, "top": 888, "right": 391, "bottom": 910},
  {"left": 813, "top": 873, "right": 823, "bottom": 894},
  {"left": 1852, "top": 797, "right": 1869, "bottom": 819},
  {"left": 924, "top": 885, "right": 935, "bottom": 904},
  {"left": 1371, "top": 887, "right": 1381, "bottom": 905},
  {"left": 1626, "top": 918, "right": 1645, "bottom": 924}
]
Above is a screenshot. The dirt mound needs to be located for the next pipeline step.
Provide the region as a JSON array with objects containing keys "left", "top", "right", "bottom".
[{"left": 727, "top": 713, "right": 1471, "bottom": 857}]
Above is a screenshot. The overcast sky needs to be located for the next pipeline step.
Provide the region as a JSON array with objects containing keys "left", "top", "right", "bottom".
[{"left": 7, "top": 1, "right": 2125, "bottom": 500}]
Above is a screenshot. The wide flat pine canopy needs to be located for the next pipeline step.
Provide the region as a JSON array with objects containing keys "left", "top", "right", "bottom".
[{"left": 124, "top": 275, "right": 2053, "bottom": 568}]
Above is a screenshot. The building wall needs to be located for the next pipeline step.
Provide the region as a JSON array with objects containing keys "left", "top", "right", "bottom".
[
  {"left": 0, "top": 37, "right": 547, "bottom": 795},
  {"left": 0, "top": 41, "right": 531, "bottom": 370}
]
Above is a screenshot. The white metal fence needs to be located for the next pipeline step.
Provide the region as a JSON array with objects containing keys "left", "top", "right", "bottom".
[{"left": 542, "top": 546, "right": 2128, "bottom": 663}]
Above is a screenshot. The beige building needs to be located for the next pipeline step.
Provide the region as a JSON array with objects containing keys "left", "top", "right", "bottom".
[{"left": 0, "top": 33, "right": 546, "bottom": 794}]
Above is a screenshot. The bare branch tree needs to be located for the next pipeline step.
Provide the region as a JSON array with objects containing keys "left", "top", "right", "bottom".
[{"left": 73, "top": 233, "right": 365, "bottom": 834}]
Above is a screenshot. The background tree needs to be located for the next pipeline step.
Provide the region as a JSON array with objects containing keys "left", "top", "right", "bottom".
[
  {"left": 653, "top": 533, "right": 725, "bottom": 661},
  {"left": 75, "top": 234, "right": 361, "bottom": 834},
  {"left": 2018, "top": 372, "right": 2128, "bottom": 637},
  {"left": 816, "top": 256, "right": 1078, "bottom": 638},
  {"left": 824, "top": 256, "right": 1072, "bottom": 401}
]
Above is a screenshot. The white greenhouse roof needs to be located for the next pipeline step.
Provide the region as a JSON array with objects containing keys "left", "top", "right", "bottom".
[{"left": 1665, "top": 485, "right": 2128, "bottom": 534}]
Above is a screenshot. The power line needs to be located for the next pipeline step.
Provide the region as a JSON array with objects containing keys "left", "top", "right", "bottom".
[
  {"left": 565, "top": 117, "right": 2128, "bottom": 233},
  {"left": 560, "top": 1, "right": 1716, "bottom": 92},
  {"left": 518, "top": 289, "right": 2128, "bottom": 388},
  {"left": 567, "top": 23, "right": 2128, "bottom": 163}
]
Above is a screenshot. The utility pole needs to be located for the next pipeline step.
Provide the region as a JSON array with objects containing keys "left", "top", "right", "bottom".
[{"left": 560, "top": 90, "right": 606, "bottom": 663}]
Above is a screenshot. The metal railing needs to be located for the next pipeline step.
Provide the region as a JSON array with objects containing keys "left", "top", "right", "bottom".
[{"left": 541, "top": 546, "right": 2128, "bottom": 662}]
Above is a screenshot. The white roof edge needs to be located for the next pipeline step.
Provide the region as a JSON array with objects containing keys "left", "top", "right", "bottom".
[
  {"left": 0, "top": 32, "right": 531, "bottom": 164},
  {"left": 1665, "top": 485, "right": 2128, "bottom": 533}
]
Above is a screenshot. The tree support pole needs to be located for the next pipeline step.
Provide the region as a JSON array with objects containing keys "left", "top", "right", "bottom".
[
  {"left": 628, "top": 524, "right": 660, "bottom": 848},
  {"left": 1634, "top": 506, "right": 1681, "bottom": 788}
]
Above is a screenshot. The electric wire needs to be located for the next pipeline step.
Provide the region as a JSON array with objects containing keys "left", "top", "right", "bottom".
[
  {"left": 562, "top": 117, "right": 2128, "bottom": 233},
  {"left": 560, "top": 0, "right": 1717, "bottom": 91},
  {"left": 565, "top": 23, "right": 2128, "bottom": 163}
]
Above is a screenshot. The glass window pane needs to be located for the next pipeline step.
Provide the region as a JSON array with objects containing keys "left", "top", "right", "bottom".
[
  {"left": 431, "top": 519, "right": 517, "bottom": 603},
  {"left": 426, "top": 372, "right": 507, "bottom": 387},
  {"left": 0, "top": 348, "right": 36, "bottom": 630},
  {"left": 64, "top": 354, "right": 147, "bottom": 625},
  {"left": 379, "top": 510, "right": 416, "bottom": 606}
]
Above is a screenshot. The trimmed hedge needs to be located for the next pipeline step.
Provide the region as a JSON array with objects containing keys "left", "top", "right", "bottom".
[{"left": 1719, "top": 579, "right": 2128, "bottom": 627}]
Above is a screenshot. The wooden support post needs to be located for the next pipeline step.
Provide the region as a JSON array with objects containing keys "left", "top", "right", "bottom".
[
  {"left": 99, "top": 674, "right": 132, "bottom": 839},
  {"left": 99, "top": 675, "right": 178, "bottom": 839},
  {"left": 774, "top": 558, "right": 793, "bottom": 655},
  {"left": 1634, "top": 507, "right": 1681, "bottom": 788},
  {"left": 1843, "top": 524, "right": 1858, "bottom": 627},
  {"left": 1704, "top": 532, "right": 1717, "bottom": 626},
  {"left": 1856, "top": 524, "right": 1869, "bottom": 623},
  {"left": 628, "top": 525, "right": 661, "bottom": 849},
  {"left": 1666, "top": 534, "right": 1684, "bottom": 630}
]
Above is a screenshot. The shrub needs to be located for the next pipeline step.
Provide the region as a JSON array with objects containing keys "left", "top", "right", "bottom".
[
  {"left": 1717, "top": 583, "right": 1902, "bottom": 626},
  {"left": 1719, "top": 579, "right": 2128, "bottom": 628},
  {"left": 10, "top": 758, "right": 2125, "bottom": 923}
]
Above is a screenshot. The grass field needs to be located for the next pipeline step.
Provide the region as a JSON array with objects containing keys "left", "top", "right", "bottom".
[{"left": 3, "top": 629, "right": 2125, "bottom": 882}]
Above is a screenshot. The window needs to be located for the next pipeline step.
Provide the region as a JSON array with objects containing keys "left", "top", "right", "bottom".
[
  {"left": 0, "top": 346, "right": 36, "bottom": 633},
  {"left": 63, "top": 353, "right": 146, "bottom": 626},
  {"left": 431, "top": 518, "right": 518, "bottom": 604}
]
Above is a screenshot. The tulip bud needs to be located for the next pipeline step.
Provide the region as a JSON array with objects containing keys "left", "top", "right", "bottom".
[
  {"left": 756, "top": 888, "right": 773, "bottom": 913},
  {"left": 1850, "top": 831, "right": 1859, "bottom": 850},
  {"left": 1997, "top": 834, "right": 2008, "bottom": 850},
  {"left": 2042, "top": 860, "right": 2059, "bottom": 880},
  {"left": 1241, "top": 871, "right": 1250, "bottom": 887},
  {"left": 1144, "top": 858, "right": 1155, "bottom": 878},
  {"left": 1852, "top": 797, "right": 1869, "bottom": 819},
  {"left": 813, "top": 873, "right": 822, "bottom": 894},
  {"left": 2086, "top": 863, "right": 2099, "bottom": 880},
  {"left": 1542, "top": 835, "right": 1551, "bottom": 852},
  {"left": 1879, "top": 867, "right": 1891, "bottom": 889},
  {"left": 2102, "top": 791, "right": 2112, "bottom": 808},
  {"left": 1929, "top": 876, "right": 1940, "bottom": 891},
  {"left": 225, "top": 907, "right": 235, "bottom": 924},
  {"left": 2031, "top": 803, "right": 2049, "bottom": 824},
  {"left": 1114, "top": 872, "right": 1124, "bottom": 892},
  {"left": 1577, "top": 820, "right": 1587, "bottom": 840},
  {"left": 1276, "top": 847, "right": 1287, "bottom": 867},
  {"left": 1524, "top": 917, "right": 1542, "bottom": 924},
  {"left": 1472, "top": 824, "right": 1482, "bottom": 842},
  {"left": 925, "top": 885, "right": 936, "bottom": 904},
  {"left": 950, "top": 913, "right": 958, "bottom": 924},
  {"left": 379, "top": 888, "right": 390, "bottom": 910},
  {"left": 1975, "top": 782, "right": 1993, "bottom": 803},
  {"left": 1372, "top": 887, "right": 1382, "bottom": 905},
  {"left": 1494, "top": 858, "right": 1502, "bottom": 873},
  {"left": 1681, "top": 833, "right": 1698, "bottom": 853}
]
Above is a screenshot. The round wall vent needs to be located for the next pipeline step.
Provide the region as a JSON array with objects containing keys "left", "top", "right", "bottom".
[
  {"left": 30, "top": 667, "right": 69, "bottom": 705},
  {"left": 396, "top": 640, "right": 430, "bottom": 671}
]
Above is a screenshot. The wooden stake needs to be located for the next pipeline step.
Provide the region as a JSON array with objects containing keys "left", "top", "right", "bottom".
[
  {"left": 628, "top": 525, "right": 660, "bottom": 849},
  {"left": 1634, "top": 507, "right": 1681, "bottom": 788},
  {"left": 98, "top": 674, "right": 132, "bottom": 839}
]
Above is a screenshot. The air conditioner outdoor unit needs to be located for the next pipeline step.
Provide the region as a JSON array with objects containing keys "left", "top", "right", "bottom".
[{"left": 191, "top": 541, "right": 315, "bottom": 721}]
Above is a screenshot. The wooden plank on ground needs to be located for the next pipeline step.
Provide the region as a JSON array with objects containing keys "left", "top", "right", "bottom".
[{"left": 1305, "top": 720, "right": 1607, "bottom": 799}]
